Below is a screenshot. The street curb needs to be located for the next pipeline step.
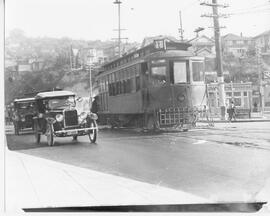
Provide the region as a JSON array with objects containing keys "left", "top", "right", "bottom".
[{"left": 199, "top": 119, "right": 270, "bottom": 123}]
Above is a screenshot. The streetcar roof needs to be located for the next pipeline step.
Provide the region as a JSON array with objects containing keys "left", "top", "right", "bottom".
[
  {"left": 145, "top": 50, "right": 194, "bottom": 59},
  {"left": 35, "top": 90, "right": 75, "bottom": 99},
  {"left": 101, "top": 40, "right": 192, "bottom": 69},
  {"left": 14, "top": 98, "right": 35, "bottom": 103}
]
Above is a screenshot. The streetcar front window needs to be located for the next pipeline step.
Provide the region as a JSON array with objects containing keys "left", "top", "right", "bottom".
[
  {"left": 192, "top": 61, "right": 204, "bottom": 82},
  {"left": 173, "top": 62, "right": 187, "bottom": 83},
  {"left": 151, "top": 66, "right": 167, "bottom": 86}
]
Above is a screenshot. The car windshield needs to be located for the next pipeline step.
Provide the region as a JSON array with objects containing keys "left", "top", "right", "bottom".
[
  {"left": 16, "top": 102, "right": 34, "bottom": 110},
  {"left": 47, "top": 96, "right": 75, "bottom": 109}
]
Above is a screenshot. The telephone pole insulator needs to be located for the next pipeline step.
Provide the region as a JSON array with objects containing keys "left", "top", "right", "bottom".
[{"left": 200, "top": 2, "right": 229, "bottom": 8}]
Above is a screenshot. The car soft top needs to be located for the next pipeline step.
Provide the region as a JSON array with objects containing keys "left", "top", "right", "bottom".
[
  {"left": 35, "top": 90, "right": 75, "bottom": 99},
  {"left": 14, "top": 98, "right": 35, "bottom": 103}
]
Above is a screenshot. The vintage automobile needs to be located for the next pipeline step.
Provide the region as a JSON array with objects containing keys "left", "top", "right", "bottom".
[
  {"left": 12, "top": 97, "right": 35, "bottom": 135},
  {"left": 33, "top": 90, "right": 98, "bottom": 146}
]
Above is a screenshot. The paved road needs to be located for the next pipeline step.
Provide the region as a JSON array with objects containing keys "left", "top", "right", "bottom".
[{"left": 5, "top": 122, "right": 270, "bottom": 202}]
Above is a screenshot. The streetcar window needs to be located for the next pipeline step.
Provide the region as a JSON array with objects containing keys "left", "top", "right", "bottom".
[
  {"left": 151, "top": 66, "right": 166, "bottom": 86},
  {"left": 173, "top": 62, "right": 187, "bottom": 83},
  {"left": 136, "top": 76, "right": 140, "bottom": 91},
  {"left": 192, "top": 61, "right": 204, "bottom": 82}
]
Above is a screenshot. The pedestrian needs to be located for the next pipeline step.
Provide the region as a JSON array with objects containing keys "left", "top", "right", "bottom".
[
  {"left": 228, "top": 101, "right": 236, "bottom": 122},
  {"left": 91, "top": 96, "right": 99, "bottom": 114},
  {"left": 203, "top": 105, "right": 209, "bottom": 121},
  {"left": 253, "top": 102, "right": 258, "bottom": 112}
]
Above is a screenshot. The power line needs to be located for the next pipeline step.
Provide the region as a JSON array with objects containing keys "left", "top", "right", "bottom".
[
  {"left": 226, "top": 2, "right": 270, "bottom": 14},
  {"left": 229, "top": 8, "right": 270, "bottom": 16}
]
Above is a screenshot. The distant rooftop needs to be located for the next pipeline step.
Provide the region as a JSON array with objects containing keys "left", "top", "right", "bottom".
[
  {"left": 222, "top": 33, "right": 253, "bottom": 41},
  {"left": 254, "top": 30, "right": 270, "bottom": 38}
]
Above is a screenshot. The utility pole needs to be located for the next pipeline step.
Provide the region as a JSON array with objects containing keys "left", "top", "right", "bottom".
[
  {"left": 178, "top": 11, "right": 184, "bottom": 41},
  {"left": 113, "top": 0, "right": 128, "bottom": 57},
  {"left": 256, "top": 46, "right": 264, "bottom": 115},
  {"left": 200, "top": 0, "right": 229, "bottom": 120}
]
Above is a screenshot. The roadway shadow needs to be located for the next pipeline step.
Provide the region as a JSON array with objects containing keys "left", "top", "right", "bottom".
[{"left": 5, "top": 134, "right": 82, "bottom": 151}]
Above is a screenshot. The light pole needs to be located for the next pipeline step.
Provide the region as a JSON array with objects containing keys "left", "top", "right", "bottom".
[
  {"left": 114, "top": 0, "right": 122, "bottom": 57},
  {"left": 88, "top": 50, "right": 94, "bottom": 107}
]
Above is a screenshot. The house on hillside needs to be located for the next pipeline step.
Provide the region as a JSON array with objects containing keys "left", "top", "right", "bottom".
[
  {"left": 78, "top": 48, "right": 107, "bottom": 68},
  {"left": 221, "top": 33, "right": 254, "bottom": 57},
  {"left": 253, "top": 30, "right": 270, "bottom": 55},
  {"left": 188, "top": 35, "right": 215, "bottom": 57}
]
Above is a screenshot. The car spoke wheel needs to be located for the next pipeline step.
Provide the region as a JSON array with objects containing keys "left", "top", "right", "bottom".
[
  {"left": 14, "top": 122, "right": 19, "bottom": 135},
  {"left": 88, "top": 120, "right": 97, "bottom": 143},
  {"left": 46, "top": 124, "right": 54, "bottom": 146},
  {"left": 34, "top": 122, "right": 41, "bottom": 144}
]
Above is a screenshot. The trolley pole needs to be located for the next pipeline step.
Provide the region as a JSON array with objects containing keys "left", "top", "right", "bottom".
[{"left": 178, "top": 11, "right": 184, "bottom": 41}]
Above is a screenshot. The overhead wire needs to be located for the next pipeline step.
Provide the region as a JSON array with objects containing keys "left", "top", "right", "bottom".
[
  {"left": 228, "top": 3, "right": 270, "bottom": 14},
  {"left": 229, "top": 7, "right": 270, "bottom": 16}
]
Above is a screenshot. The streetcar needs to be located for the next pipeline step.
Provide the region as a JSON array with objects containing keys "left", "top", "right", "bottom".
[{"left": 96, "top": 37, "right": 206, "bottom": 130}]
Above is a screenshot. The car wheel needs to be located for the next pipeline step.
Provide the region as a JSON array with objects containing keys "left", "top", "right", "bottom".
[
  {"left": 46, "top": 124, "right": 54, "bottom": 146},
  {"left": 14, "top": 122, "right": 19, "bottom": 135},
  {"left": 88, "top": 120, "right": 97, "bottom": 143},
  {"left": 34, "top": 122, "right": 41, "bottom": 144},
  {"left": 72, "top": 135, "right": 78, "bottom": 141}
]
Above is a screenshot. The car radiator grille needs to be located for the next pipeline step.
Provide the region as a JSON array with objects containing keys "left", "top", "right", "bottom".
[{"left": 64, "top": 110, "right": 78, "bottom": 126}]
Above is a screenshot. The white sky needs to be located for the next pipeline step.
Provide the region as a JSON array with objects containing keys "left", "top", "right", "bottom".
[{"left": 5, "top": 0, "right": 270, "bottom": 43}]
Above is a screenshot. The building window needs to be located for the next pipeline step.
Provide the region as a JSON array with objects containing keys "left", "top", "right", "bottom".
[
  {"left": 136, "top": 76, "right": 140, "bottom": 91},
  {"left": 234, "top": 98, "right": 241, "bottom": 106},
  {"left": 233, "top": 92, "right": 241, "bottom": 97},
  {"left": 226, "top": 92, "right": 232, "bottom": 97},
  {"left": 243, "top": 91, "right": 247, "bottom": 96}
]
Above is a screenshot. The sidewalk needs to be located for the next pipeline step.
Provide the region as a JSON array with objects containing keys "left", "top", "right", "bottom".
[
  {"left": 199, "top": 116, "right": 270, "bottom": 123},
  {"left": 4, "top": 147, "right": 209, "bottom": 213}
]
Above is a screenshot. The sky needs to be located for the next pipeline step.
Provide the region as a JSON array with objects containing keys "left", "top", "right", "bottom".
[{"left": 4, "top": 0, "right": 270, "bottom": 43}]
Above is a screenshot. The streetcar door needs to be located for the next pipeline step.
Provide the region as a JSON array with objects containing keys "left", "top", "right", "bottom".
[{"left": 141, "top": 62, "right": 149, "bottom": 88}]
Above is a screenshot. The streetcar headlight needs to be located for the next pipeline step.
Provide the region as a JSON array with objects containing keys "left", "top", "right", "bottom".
[
  {"left": 56, "top": 114, "right": 64, "bottom": 122},
  {"left": 177, "top": 94, "right": 185, "bottom": 102}
]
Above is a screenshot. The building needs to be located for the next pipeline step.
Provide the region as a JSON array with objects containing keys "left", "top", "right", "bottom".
[
  {"left": 78, "top": 48, "right": 107, "bottom": 68},
  {"left": 221, "top": 33, "right": 254, "bottom": 57},
  {"left": 207, "top": 82, "right": 253, "bottom": 116},
  {"left": 253, "top": 30, "right": 270, "bottom": 55},
  {"left": 188, "top": 35, "right": 215, "bottom": 57}
]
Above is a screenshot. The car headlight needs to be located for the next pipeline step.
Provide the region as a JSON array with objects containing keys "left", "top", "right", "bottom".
[
  {"left": 56, "top": 114, "right": 64, "bottom": 122},
  {"left": 79, "top": 112, "right": 88, "bottom": 120},
  {"left": 89, "top": 113, "right": 98, "bottom": 120},
  {"left": 21, "top": 117, "right": 25, "bottom": 122}
]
